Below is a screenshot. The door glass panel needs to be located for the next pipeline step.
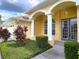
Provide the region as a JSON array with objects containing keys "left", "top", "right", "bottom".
[
  {"left": 62, "top": 20, "right": 69, "bottom": 40},
  {"left": 62, "top": 19, "right": 69, "bottom": 40},
  {"left": 62, "top": 18, "right": 77, "bottom": 41},
  {"left": 70, "top": 18, "right": 77, "bottom": 41}
]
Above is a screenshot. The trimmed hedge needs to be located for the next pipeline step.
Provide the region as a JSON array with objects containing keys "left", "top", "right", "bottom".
[
  {"left": 36, "top": 36, "right": 52, "bottom": 49},
  {"left": 64, "top": 41, "right": 79, "bottom": 59}
]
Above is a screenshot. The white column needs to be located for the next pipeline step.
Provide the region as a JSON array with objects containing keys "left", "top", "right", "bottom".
[
  {"left": 31, "top": 19, "right": 34, "bottom": 37},
  {"left": 47, "top": 13, "right": 52, "bottom": 41},
  {"left": 77, "top": 6, "right": 79, "bottom": 42}
]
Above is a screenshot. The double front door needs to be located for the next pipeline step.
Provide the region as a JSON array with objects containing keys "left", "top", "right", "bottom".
[{"left": 62, "top": 18, "right": 77, "bottom": 41}]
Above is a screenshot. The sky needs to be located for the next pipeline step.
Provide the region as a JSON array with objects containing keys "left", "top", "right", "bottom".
[
  {"left": 75, "top": 0, "right": 79, "bottom": 5},
  {"left": 0, "top": 0, "right": 45, "bottom": 21},
  {"left": 0, "top": 10, "right": 26, "bottom": 21},
  {"left": 0, "top": 0, "right": 78, "bottom": 21}
]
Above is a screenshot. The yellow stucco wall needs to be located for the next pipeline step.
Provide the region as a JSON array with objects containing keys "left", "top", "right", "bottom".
[
  {"left": 53, "top": 6, "right": 77, "bottom": 20},
  {"left": 52, "top": 6, "right": 77, "bottom": 41},
  {"left": 34, "top": 15, "right": 47, "bottom": 36}
]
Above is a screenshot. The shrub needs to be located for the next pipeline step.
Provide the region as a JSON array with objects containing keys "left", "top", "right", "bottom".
[
  {"left": 64, "top": 41, "right": 79, "bottom": 59},
  {"left": 36, "top": 36, "right": 52, "bottom": 49},
  {"left": 0, "top": 27, "right": 3, "bottom": 38},
  {"left": 14, "top": 26, "right": 28, "bottom": 45},
  {"left": 24, "top": 26, "right": 28, "bottom": 32},
  {"left": 0, "top": 28, "right": 11, "bottom": 42},
  {"left": 2, "top": 29, "right": 11, "bottom": 42}
]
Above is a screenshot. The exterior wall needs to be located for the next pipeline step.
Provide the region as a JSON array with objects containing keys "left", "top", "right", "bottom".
[
  {"left": 53, "top": 6, "right": 77, "bottom": 20},
  {"left": 52, "top": 6, "right": 77, "bottom": 41},
  {"left": 2, "top": 20, "right": 17, "bottom": 27},
  {"left": 3, "top": 20, "right": 31, "bottom": 39}
]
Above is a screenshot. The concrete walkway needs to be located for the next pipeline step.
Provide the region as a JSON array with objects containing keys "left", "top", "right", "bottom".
[
  {"left": 32, "top": 41, "right": 65, "bottom": 59},
  {"left": 0, "top": 52, "right": 2, "bottom": 59}
]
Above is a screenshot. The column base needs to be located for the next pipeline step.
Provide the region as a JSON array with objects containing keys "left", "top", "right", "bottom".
[{"left": 48, "top": 36, "right": 54, "bottom": 46}]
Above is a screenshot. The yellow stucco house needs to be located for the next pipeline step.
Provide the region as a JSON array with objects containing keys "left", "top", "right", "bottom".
[
  {"left": 25, "top": 0, "right": 79, "bottom": 44},
  {"left": 2, "top": 0, "right": 79, "bottom": 45}
]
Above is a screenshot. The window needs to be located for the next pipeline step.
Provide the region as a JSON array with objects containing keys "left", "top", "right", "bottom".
[
  {"left": 45, "top": 21, "right": 47, "bottom": 34},
  {"left": 44, "top": 20, "right": 55, "bottom": 35},
  {"left": 52, "top": 20, "right": 55, "bottom": 35}
]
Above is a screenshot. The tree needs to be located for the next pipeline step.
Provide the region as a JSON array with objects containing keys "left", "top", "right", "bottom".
[
  {"left": 2, "top": 29, "right": 11, "bottom": 42},
  {"left": 0, "top": 28, "right": 11, "bottom": 42},
  {"left": 0, "top": 27, "right": 3, "bottom": 38},
  {"left": 14, "top": 26, "right": 28, "bottom": 45}
]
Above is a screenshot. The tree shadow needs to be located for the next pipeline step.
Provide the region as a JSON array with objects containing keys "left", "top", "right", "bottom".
[
  {"left": 7, "top": 39, "right": 33, "bottom": 48},
  {"left": 7, "top": 41, "right": 18, "bottom": 47}
]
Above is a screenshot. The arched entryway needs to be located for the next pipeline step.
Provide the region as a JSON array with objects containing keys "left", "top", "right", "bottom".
[
  {"left": 32, "top": 11, "right": 47, "bottom": 36},
  {"left": 50, "top": 1, "right": 77, "bottom": 41}
]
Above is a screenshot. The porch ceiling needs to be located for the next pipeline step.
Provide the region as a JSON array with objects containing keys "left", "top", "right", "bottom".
[{"left": 52, "top": 2, "right": 76, "bottom": 12}]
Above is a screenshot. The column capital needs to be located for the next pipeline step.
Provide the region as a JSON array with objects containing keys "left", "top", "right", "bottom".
[
  {"left": 29, "top": 16, "right": 33, "bottom": 20},
  {"left": 45, "top": 11, "right": 54, "bottom": 16},
  {"left": 45, "top": 11, "right": 52, "bottom": 15}
]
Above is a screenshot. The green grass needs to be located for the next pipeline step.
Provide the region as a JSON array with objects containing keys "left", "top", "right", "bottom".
[{"left": 0, "top": 40, "right": 52, "bottom": 59}]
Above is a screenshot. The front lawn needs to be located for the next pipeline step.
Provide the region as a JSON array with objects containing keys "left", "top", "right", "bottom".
[{"left": 0, "top": 40, "right": 52, "bottom": 59}]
